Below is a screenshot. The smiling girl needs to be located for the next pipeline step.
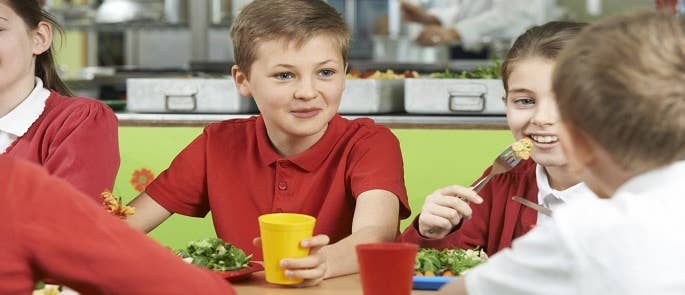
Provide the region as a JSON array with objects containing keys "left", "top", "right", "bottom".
[
  {"left": 0, "top": 0, "right": 119, "bottom": 199},
  {"left": 400, "top": 21, "right": 597, "bottom": 255}
]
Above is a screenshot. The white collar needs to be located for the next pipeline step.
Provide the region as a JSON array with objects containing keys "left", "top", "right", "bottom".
[
  {"left": 535, "top": 164, "right": 593, "bottom": 204},
  {"left": 0, "top": 77, "right": 51, "bottom": 137}
]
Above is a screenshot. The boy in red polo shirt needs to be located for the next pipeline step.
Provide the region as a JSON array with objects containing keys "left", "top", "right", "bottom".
[
  {"left": 127, "top": 0, "right": 411, "bottom": 286},
  {"left": 0, "top": 156, "right": 235, "bottom": 294}
]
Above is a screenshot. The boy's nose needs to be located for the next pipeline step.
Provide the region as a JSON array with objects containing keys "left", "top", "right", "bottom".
[{"left": 294, "top": 78, "right": 318, "bottom": 101}]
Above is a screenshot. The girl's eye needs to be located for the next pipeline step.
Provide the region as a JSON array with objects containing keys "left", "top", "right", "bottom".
[
  {"left": 514, "top": 97, "right": 535, "bottom": 106},
  {"left": 275, "top": 72, "right": 294, "bottom": 80},
  {"left": 319, "top": 69, "right": 336, "bottom": 77}
]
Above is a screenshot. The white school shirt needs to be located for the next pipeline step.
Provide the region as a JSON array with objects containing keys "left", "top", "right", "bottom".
[
  {"left": 535, "top": 164, "right": 597, "bottom": 223},
  {"left": 0, "top": 78, "right": 51, "bottom": 154},
  {"left": 465, "top": 160, "right": 685, "bottom": 295}
]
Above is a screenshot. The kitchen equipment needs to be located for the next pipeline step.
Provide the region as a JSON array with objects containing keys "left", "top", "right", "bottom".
[
  {"left": 210, "top": 0, "right": 232, "bottom": 25},
  {"left": 164, "top": 0, "right": 188, "bottom": 24},
  {"left": 339, "top": 79, "right": 404, "bottom": 114},
  {"left": 372, "top": 35, "right": 449, "bottom": 64},
  {"left": 126, "top": 78, "right": 258, "bottom": 113},
  {"left": 96, "top": 0, "right": 164, "bottom": 23},
  {"left": 404, "top": 78, "right": 505, "bottom": 114}
]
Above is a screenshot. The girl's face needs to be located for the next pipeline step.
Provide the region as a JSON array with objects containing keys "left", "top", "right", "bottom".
[
  {"left": 505, "top": 57, "right": 568, "bottom": 167},
  {"left": 0, "top": 3, "right": 50, "bottom": 95}
]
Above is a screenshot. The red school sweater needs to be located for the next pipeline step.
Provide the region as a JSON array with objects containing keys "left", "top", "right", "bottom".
[
  {"left": 5, "top": 91, "right": 120, "bottom": 201},
  {"left": 399, "top": 159, "right": 539, "bottom": 256}
]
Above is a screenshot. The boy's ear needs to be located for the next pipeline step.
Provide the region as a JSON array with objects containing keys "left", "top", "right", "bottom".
[
  {"left": 32, "top": 21, "right": 52, "bottom": 56},
  {"left": 231, "top": 65, "right": 252, "bottom": 98}
]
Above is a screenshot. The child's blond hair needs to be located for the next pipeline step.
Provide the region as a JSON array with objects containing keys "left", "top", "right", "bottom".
[
  {"left": 230, "top": 0, "right": 350, "bottom": 78},
  {"left": 553, "top": 11, "right": 685, "bottom": 171}
]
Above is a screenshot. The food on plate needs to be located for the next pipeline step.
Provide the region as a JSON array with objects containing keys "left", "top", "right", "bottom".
[
  {"left": 511, "top": 137, "right": 534, "bottom": 160},
  {"left": 32, "top": 284, "right": 60, "bottom": 295},
  {"left": 176, "top": 237, "right": 252, "bottom": 271},
  {"left": 429, "top": 59, "right": 502, "bottom": 79},
  {"left": 101, "top": 190, "right": 135, "bottom": 219},
  {"left": 346, "top": 69, "right": 419, "bottom": 79},
  {"left": 414, "top": 248, "right": 487, "bottom": 277}
]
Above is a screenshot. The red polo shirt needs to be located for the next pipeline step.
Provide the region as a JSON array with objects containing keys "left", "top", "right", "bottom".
[
  {"left": 147, "top": 115, "right": 411, "bottom": 259},
  {"left": 0, "top": 156, "right": 235, "bottom": 294}
]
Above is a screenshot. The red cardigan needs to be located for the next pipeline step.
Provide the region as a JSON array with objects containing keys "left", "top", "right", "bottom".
[
  {"left": 0, "top": 156, "right": 235, "bottom": 294},
  {"left": 399, "top": 159, "right": 539, "bottom": 256},
  {"left": 5, "top": 91, "right": 120, "bottom": 201}
]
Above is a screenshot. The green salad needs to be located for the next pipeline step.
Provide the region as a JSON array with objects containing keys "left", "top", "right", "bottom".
[
  {"left": 429, "top": 59, "right": 502, "bottom": 79},
  {"left": 175, "top": 237, "right": 252, "bottom": 271},
  {"left": 414, "top": 248, "right": 487, "bottom": 277}
]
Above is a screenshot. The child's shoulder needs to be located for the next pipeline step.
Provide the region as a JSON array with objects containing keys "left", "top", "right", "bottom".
[
  {"left": 341, "top": 116, "right": 395, "bottom": 139},
  {"left": 43, "top": 91, "right": 116, "bottom": 123},
  {"left": 204, "top": 116, "right": 260, "bottom": 133}
]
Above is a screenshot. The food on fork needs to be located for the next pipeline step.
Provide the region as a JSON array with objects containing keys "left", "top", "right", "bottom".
[
  {"left": 511, "top": 137, "right": 533, "bottom": 160},
  {"left": 101, "top": 190, "right": 135, "bottom": 219},
  {"left": 414, "top": 248, "right": 487, "bottom": 277}
]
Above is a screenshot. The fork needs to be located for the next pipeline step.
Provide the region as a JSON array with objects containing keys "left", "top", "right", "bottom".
[
  {"left": 425, "top": 146, "right": 523, "bottom": 235},
  {"left": 470, "top": 146, "right": 523, "bottom": 192}
]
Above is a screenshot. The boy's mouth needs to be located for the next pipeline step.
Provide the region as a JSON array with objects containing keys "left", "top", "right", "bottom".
[{"left": 291, "top": 108, "right": 322, "bottom": 119}]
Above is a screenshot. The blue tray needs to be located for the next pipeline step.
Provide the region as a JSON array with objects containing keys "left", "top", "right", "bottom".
[{"left": 412, "top": 276, "right": 457, "bottom": 290}]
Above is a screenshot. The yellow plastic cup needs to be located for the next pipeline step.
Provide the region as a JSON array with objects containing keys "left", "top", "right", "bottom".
[{"left": 258, "top": 213, "right": 316, "bottom": 285}]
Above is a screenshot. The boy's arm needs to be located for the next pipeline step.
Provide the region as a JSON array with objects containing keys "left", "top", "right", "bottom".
[
  {"left": 126, "top": 192, "right": 173, "bottom": 233},
  {"left": 321, "top": 189, "right": 401, "bottom": 278}
]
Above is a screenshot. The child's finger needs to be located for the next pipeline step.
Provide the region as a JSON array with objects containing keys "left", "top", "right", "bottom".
[
  {"left": 426, "top": 203, "right": 463, "bottom": 225},
  {"left": 280, "top": 255, "right": 323, "bottom": 270},
  {"left": 431, "top": 196, "right": 473, "bottom": 218},
  {"left": 419, "top": 213, "right": 453, "bottom": 233},
  {"left": 284, "top": 266, "right": 326, "bottom": 281},
  {"left": 300, "top": 234, "right": 330, "bottom": 248},
  {"left": 252, "top": 237, "right": 262, "bottom": 248},
  {"left": 439, "top": 185, "right": 483, "bottom": 204}
]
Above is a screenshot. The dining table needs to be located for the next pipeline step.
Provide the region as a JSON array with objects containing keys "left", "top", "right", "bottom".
[{"left": 232, "top": 272, "right": 439, "bottom": 295}]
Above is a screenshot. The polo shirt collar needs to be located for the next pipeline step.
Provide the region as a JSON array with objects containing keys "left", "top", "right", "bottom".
[
  {"left": 0, "top": 77, "right": 51, "bottom": 137},
  {"left": 256, "top": 115, "right": 345, "bottom": 172}
]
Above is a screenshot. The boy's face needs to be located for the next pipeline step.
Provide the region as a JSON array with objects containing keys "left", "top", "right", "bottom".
[
  {"left": 505, "top": 58, "right": 568, "bottom": 168},
  {"left": 233, "top": 35, "right": 345, "bottom": 142}
]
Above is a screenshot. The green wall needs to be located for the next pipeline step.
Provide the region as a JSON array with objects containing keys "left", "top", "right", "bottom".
[{"left": 115, "top": 127, "right": 513, "bottom": 249}]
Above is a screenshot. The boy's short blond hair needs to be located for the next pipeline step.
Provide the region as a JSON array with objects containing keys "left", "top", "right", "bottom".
[
  {"left": 230, "top": 0, "right": 350, "bottom": 78},
  {"left": 553, "top": 11, "right": 685, "bottom": 171}
]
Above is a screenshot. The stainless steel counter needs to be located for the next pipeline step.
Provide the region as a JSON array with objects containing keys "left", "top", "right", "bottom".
[{"left": 116, "top": 112, "right": 508, "bottom": 129}]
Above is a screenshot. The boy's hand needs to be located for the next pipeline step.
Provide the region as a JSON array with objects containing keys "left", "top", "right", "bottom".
[
  {"left": 418, "top": 185, "right": 483, "bottom": 239},
  {"left": 252, "top": 235, "right": 331, "bottom": 287}
]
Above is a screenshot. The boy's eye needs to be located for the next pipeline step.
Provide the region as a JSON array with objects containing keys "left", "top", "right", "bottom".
[
  {"left": 274, "top": 72, "right": 295, "bottom": 80},
  {"left": 319, "top": 69, "right": 336, "bottom": 77}
]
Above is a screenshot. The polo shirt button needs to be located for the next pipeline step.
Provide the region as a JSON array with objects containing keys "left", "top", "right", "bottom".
[{"left": 278, "top": 182, "right": 287, "bottom": 191}]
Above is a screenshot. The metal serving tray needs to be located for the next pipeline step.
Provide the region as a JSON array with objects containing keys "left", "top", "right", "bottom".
[
  {"left": 404, "top": 78, "right": 505, "bottom": 115},
  {"left": 126, "top": 78, "right": 257, "bottom": 113},
  {"left": 338, "top": 79, "right": 404, "bottom": 114}
]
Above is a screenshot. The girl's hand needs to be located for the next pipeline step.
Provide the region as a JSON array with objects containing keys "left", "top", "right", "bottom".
[
  {"left": 279, "top": 235, "right": 330, "bottom": 287},
  {"left": 418, "top": 185, "right": 483, "bottom": 239}
]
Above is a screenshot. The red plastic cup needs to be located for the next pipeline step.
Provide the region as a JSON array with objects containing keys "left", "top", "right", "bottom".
[{"left": 356, "top": 242, "right": 419, "bottom": 295}]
